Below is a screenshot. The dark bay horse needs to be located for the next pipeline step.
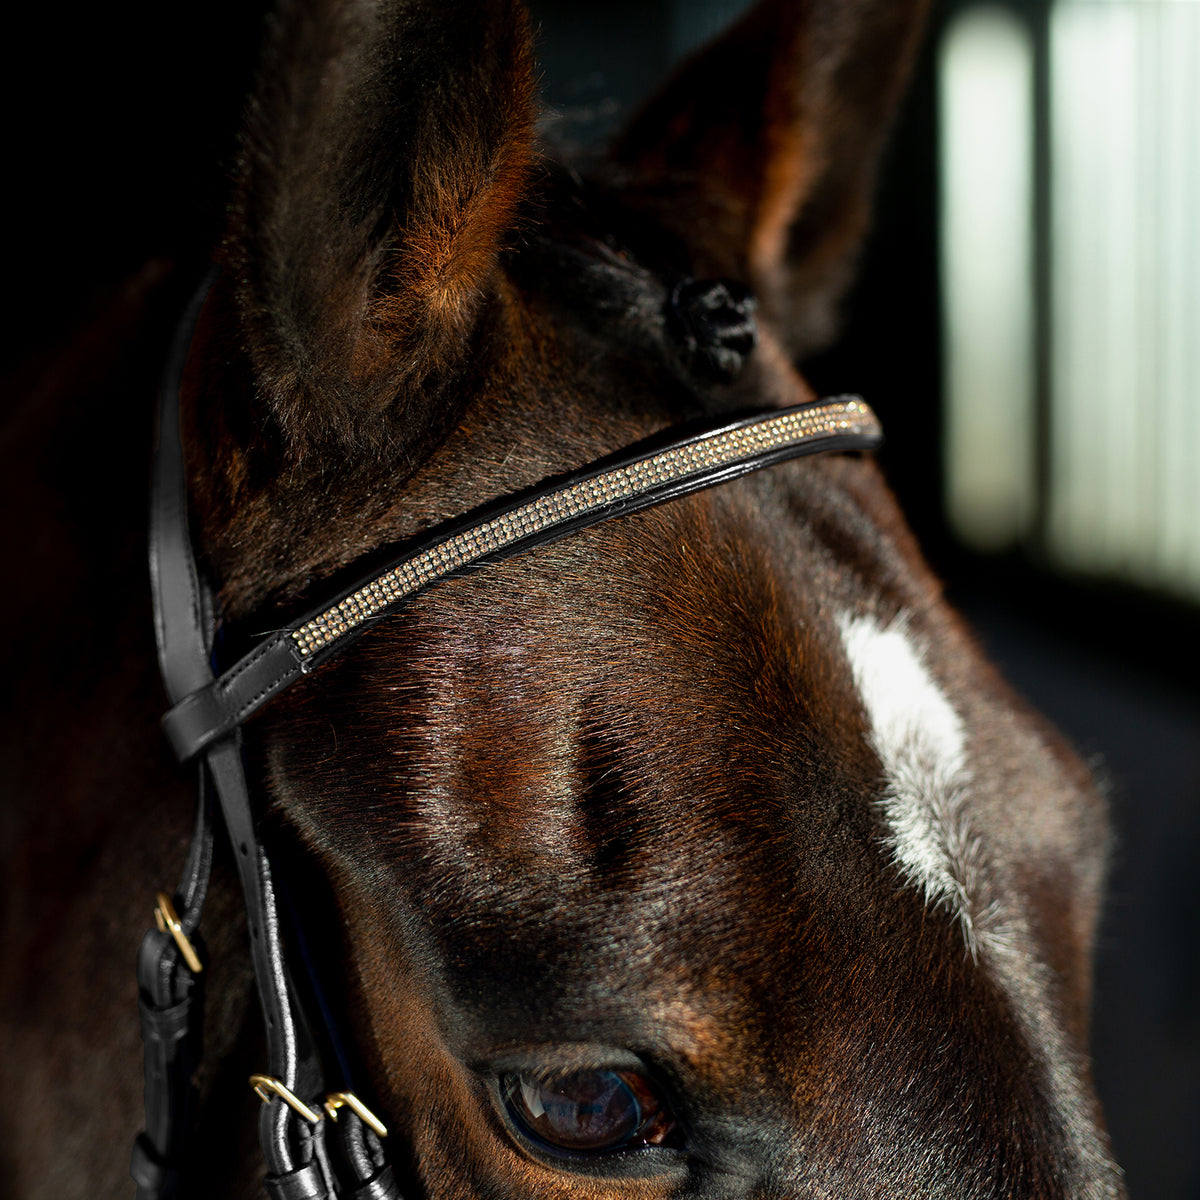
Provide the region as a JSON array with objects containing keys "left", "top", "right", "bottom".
[{"left": 0, "top": 0, "right": 1126, "bottom": 1196}]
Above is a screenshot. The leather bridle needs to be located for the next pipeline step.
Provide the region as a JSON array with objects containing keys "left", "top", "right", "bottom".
[{"left": 131, "top": 278, "right": 883, "bottom": 1199}]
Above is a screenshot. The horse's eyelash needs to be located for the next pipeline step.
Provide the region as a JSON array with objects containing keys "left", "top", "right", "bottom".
[{"left": 495, "top": 1058, "right": 643, "bottom": 1085}]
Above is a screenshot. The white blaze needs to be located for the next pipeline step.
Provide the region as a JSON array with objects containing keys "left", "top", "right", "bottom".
[{"left": 837, "top": 612, "right": 985, "bottom": 955}]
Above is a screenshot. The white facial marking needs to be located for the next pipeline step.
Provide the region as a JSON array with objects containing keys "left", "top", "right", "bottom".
[
  {"left": 837, "top": 614, "right": 1123, "bottom": 1190},
  {"left": 837, "top": 612, "right": 988, "bottom": 956}
]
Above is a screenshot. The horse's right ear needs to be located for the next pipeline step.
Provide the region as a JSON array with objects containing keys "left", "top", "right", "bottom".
[
  {"left": 610, "top": 0, "right": 929, "bottom": 357},
  {"left": 224, "top": 0, "right": 535, "bottom": 456}
]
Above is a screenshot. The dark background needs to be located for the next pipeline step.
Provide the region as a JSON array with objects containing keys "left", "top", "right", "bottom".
[{"left": 5, "top": 1, "right": 1197, "bottom": 1196}]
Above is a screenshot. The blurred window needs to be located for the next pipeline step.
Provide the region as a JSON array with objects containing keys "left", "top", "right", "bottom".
[{"left": 940, "top": 0, "right": 1200, "bottom": 601}]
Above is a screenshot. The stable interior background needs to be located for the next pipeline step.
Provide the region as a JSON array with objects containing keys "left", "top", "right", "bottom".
[{"left": 5, "top": 1, "right": 1198, "bottom": 1197}]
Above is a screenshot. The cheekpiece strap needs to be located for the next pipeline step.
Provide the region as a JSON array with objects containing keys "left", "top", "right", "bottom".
[
  {"left": 133, "top": 276, "right": 220, "bottom": 1200},
  {"left": 138, "top": 276, "right": 363, "bottom": 1199}
]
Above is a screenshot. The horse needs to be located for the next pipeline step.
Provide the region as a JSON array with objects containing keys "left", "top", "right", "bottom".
[{"left": 0, "top": 0, "right": 1127, "bottom": 1196}]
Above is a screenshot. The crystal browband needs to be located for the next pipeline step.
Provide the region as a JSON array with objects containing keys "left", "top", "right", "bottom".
[
  {"left": 162, "top": 396, "right": 881, "bottom": 762},
  {"left": 293, "top": 398, "right": 878, "bottom": 656}
]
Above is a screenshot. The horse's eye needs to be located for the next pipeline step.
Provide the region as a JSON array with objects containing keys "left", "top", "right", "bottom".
[{"left": 499, "top": 1068, "right": 676, "bottom": 1154}]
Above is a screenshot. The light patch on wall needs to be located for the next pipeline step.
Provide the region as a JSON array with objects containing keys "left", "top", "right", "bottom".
[
  {"left": 668, "top": 0, "right": 754, "bottom": 62},
  {"left": 939, "top": 5, "right": 1035, "bottom": 551},
  {"left": 1048, "top": 0, "right": 1200, "bottom": 600}
]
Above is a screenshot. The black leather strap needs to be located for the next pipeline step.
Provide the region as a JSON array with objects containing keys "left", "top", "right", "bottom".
[
  {"left": 164, "top": 636, "right": 302, "bottom": 762},
  {"left": 327, "top": 1114, "right": 401, "bottom": 1200},
  {"left": 138, "top": 277, "right": 354, "bottom": 1198},
  {"left": 131, "top": 1131, "right": 183, "bottom": 1199},
  {"left": 132, "top": 760, "right": 214, "bottom": 1200},
  {"left": 262, "top": 1109, "right": 335, "bottom": 1199},
  {"left": 150, "top": 271, "right": 220, "bottom": 708},
  {"left": 207, "top": 735, "right": 326, "bottom": 1120},
  {"left": 134, "top": 915, "right": 206, "bottom": 1158},
  {"left": 131, "top": 959, "right": 205, "bottom": 1200},
  {"left": 133, "top": 275, "right": 220, "bottom": 1200}
]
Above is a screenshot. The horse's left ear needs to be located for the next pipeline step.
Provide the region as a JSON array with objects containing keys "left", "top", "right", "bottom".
[
  {"left": 611, "top": 0, "right": 930, "bottom": 355},
  {"left": 222, "top": 0, "right": 536, "bottom": 457}
]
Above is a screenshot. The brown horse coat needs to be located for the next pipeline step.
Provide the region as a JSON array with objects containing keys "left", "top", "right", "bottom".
[{"left": 0, "top": 1, "right": 1125, "bottom": 1196}]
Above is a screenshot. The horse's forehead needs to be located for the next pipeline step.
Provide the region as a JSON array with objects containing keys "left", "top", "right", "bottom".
[
  {"left": 294, "top": 477, "right": 960, "bottom": 948},
  {"left": 285, "top": 458, "right": 976, "bottom": 893},
  {"left": 264, "top": 456, "right": 1107, "bottom": 1185}
]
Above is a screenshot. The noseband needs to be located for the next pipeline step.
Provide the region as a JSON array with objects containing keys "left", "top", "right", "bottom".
[{"left": 132, "top": 279, "right": 883, "bottom": 1199}]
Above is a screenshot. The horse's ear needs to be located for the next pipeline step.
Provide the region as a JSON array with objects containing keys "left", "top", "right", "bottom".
[
  {"left": 225, "top": 0, "right": 535, "bottom": 454},
  {"left": 610, "top": 0, "right": 929, "bottom": 355}
]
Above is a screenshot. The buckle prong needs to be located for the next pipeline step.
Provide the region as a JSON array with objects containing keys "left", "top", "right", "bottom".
[
  {"left": 324, "top": 1091, "right": 388, "bottom": 1138},
  {"left": 153, "top": 891, "right": 203, "bottom": 973},
  {"left": 249, "top": 1074, "right": 322, "bottom": 1124}
]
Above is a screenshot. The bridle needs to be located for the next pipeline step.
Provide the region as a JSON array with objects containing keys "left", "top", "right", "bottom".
[{"left": 131, "top": 277, "right": 883, "bottom": 1199}]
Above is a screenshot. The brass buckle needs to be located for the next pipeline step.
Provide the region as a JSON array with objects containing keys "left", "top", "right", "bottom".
[
  {"left": 324, "top": 1091, "right": 388, "bottom": 1138},
  {"left": 153, "top": 892, "right": 203, "bottom": 974},
  {"left": 249, "top": 1074, "right": 323, "bottom": 1124}
]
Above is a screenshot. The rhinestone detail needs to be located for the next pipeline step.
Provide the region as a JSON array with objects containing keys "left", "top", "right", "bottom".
[{"left": 291, "top": 400, "right": 877, "bottom": 658}]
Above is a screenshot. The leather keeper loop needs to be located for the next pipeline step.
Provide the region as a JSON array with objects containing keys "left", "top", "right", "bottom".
[
  {"left": 138, "top": 992, "right": 194, "bottom": 1047},
  {"left": 130, "top": 1132, "right": 181, "bottom": 1199},
  {"left": 344, "top": 1166, "right": 402, "bottom": 1200},
  {"left": 263, "top": 1161, "right": 336, "bottom": 1200}
]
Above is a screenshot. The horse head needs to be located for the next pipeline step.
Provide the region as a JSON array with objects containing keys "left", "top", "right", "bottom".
[{"left": 156, "top": 0, "right": 1124, "bottom": 1195}]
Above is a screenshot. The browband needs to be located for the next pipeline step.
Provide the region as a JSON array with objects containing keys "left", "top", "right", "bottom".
[{"left": 162, "top": 396, "right": 881, "bottom": 763}]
